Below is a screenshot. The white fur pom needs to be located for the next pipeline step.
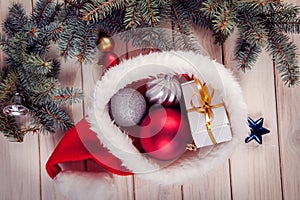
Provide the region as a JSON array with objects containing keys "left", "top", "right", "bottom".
[{"left": 54, "top": 171, "right": 115, "bottom": 200}]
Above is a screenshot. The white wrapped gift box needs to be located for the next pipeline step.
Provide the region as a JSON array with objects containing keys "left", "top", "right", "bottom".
[{"left": 181, "top": 80, "right": 232, "bottom": 148}]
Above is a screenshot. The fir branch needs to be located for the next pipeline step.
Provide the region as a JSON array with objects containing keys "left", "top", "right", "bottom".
[
  {"left": 81, "top": 0, "right": 125, "bottom": 23},
  {"left": 0, "top": 71, "right": 18, "bottom": 103},
  {"left": 121, "top": 28, "right": 173, "bottom": 50},
  {"left": 266, "top": 30, "right": 299, "bottom": 86},
  {"left": 143, "top": 0, "right": 161, "bottom": 26},
  {"left": 3, "top": 3, "right": 28, "bottom": 36},
  {"left": 273, "top": 18, "right": 300, "bottom": 34},
  {"left": 32, "top": 0, "right": 60, "bottom": 27},
  {"left": 235, "top": 38, "right": 262, "bottom": 70},
  {"left": 76, "top": 21, "right": 97, "bottom": 63},
  {"left": 0, "top": 112, "right": 23, "bottom": 142},
  {"left": 179, "top": 0, "right": 213, "bottom": 29},
  {"left": 58, "top": 17, "right": 97, "bottom": 62},
  {"left": 49, "top": 87, "right": 83, "bottom": 106},
  {"left": 211, "top": 1, "right": 236, "bottom": 44},
  {"left": 23, "top": 55, "right": 53, "bottom": 75},
  {"left": 59, "top": 32, "right": 76, "bottom": 58},
  {"left": 98, "top": 9, "right": 125, "bottom": 34},
  {"left": 201, "top": 0, "right": 223, "bottom": 18},
  {"left": 47, "top": 59, "right": 60, "bottom": 78},
  {"left": 37, "top": 22, "right": 64, "bottom": 42},
  {"left": 171, "top": 0, "right": 189, "bottom": 48},
  {"left": 65, "top": 0, "right": 88, "bottom": 9},
  {"left": 238, "top": 14, "right": 267, "bottom": 46},
  {"left": 123, "top": 0, "right": 142, "bottom": 29}
]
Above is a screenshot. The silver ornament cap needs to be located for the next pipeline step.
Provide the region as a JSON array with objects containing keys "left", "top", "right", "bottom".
[
  {"left": 146, "top": 74, "right": 182, "bottom": 106},
  {"left": 110, "top": 88, "right": 146, "bottom": 127}
]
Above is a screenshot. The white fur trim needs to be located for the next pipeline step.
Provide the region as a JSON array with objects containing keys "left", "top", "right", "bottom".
[
  {"left": 89, "top": 51, "right": 248, "bottom": 185},
  {"left": 54, "top": 171, "right": 115, "bottom": 200}
]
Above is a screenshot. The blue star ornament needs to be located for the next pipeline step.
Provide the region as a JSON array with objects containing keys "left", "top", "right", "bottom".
[{"left": 245, "top": 117, "right": 270, "bottom": 144}]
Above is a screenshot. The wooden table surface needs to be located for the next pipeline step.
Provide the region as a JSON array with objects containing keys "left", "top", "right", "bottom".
[{"left": 0, "top": 0, "right": 299, "bottom": 200}]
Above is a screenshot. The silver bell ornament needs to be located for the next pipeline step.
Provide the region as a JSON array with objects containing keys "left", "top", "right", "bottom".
[
  {"left": 3, "top": 92, "right": 28, "bottom": 116},
  {"left": 146, "top": 74, "right": 182, "bottom": 106}
]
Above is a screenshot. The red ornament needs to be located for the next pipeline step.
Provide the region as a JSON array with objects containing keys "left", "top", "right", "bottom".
[
  {"left": 139, "top": 107, "right": 192, "bottom": 160},
  {"left": 177, "top": 74, "right": 193, "bottom": 83},
  {"left": 103, "top": 52, "right": 120, "bottom": 70}
]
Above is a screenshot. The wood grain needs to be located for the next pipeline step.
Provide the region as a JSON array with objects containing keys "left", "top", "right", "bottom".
[
  {"left": 181, "top": 24, "right": 232, "bottom": 200},
  {"left": 82, "top": 35, "right": 135, "bottom": 199},
  {"left": 1, "top": 0, "right": 300, "bottom": 199},
  {"left": 39, "top": 57, "right": 85, "bottom": 200},
  {"left": 275, "top": 26, "right": 300, "bottom": 200},
  {"left": 33, "top": 0, "right": 85, "bottom": 199},
  {"left": 224, "top": 30, "right": 283, "bottom": 199},
  {"left": 0, "top": 1, "right": 40, "bottom": 200}
]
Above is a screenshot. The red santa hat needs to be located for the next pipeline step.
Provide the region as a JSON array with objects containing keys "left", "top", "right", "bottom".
[{"left": 45, "top": 51, "right": 248, "bottom": 200}]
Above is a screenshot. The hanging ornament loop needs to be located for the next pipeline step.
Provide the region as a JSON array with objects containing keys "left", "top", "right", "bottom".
[{"left": 186, "top": 75, "right": 224, "bottom": 145}]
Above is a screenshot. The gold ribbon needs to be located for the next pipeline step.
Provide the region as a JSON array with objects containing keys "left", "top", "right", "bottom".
[{"left": 187, "top": 75, "right": 224, "bottom": 145}]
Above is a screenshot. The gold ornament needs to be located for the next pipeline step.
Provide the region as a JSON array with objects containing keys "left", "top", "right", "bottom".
[{"left": 97, "top": 36, "right": 114, "bottom": 52}]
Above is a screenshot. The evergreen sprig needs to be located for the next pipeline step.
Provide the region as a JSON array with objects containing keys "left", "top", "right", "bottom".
[
  {"left": 78, "top": 0, "right": 300, "bottom": 85},
  {"left": 1, "top": 0, "right": 300, "bottom": 142},
  {"left": 0, "top": 1, "right": 83, "bottom": 142},
  {"left": 235, "top": 1, "right": 300, "bottom": 86}
]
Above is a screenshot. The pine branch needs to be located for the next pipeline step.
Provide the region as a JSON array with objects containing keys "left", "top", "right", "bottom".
[
  {"left": 76, "top": 21, "right": 97, "bottom": 63},
  {"left": 98, "top": 9, "right": 125, "bottom": 34},
  {"left": 266, "top": 30, "right": 299, "bottom": 86},
  {"left": 49, "top": 87, "right": 84, "bottom": 106},
  {"left": 235, "top": 38, "right": 262, "bottom": 70},
  {"left": 47, "top": 59, "right": 60, "bottom": 78},
  {"left": 170, "top": 0, "right": 189, "bottom": 49},
  {"left": 0, "top": 70, "right": 18, "bottom": 104},
  {"left": 81, "top": 0, "right": 125, "bottom": 23},
  {"left": 179, "top": 0, "right": 213, "bottom": 29},
  {"left": 123, "top": 0, "right": 142, "bottom": 29},
  {"left": 273, "top": 18, "right": 300, "bottom": 34},
  {"left": 32, "top": 0, "right": 59, "bottom": 27},
  {"left": 58, "top": 16, "right": 97, "bottom": 62},
  {"left": 3, "top": 3, "right": 28, "bottom": 36},
  {"left": 0, "top": 112, "right": 23, "bottom": 142},
  {"left": 37, "top": 22, "right": 64, "bottom": 42},
  {"left": 142, "top": 0, "right": 161, "bottom": 26},
  {"left": 23, "top": 55, "right": 53, "bottom": 75},
  {"left": 28, "top": 101, "right": 73, "bottom": 133},
  {"left": 121, "top": 28, "right": 173, "bottom": 51},
  {"left": 237, "top": 14, "right": 267, "bottom": 47}
]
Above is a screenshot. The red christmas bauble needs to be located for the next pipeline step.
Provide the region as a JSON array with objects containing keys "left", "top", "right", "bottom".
[
  {"left": 103, "top": 52, "right": 120, "bottom": 70},
  {"left": 139, "top": 107, "right": 192, "bottom": 160}
]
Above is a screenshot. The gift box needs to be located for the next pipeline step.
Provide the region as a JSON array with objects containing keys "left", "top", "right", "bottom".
[{"left": 181, "top": 78, "right": 232, "bottom": 148}]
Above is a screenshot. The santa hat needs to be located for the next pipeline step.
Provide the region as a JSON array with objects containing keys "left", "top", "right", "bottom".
[{"left": 45, "top": 51, "right": 248, "bottom": 200}]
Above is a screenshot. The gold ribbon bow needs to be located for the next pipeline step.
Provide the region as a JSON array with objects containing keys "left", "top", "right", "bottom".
[{"left": 187, "top": 75, "right": 224, "bottom": 145}]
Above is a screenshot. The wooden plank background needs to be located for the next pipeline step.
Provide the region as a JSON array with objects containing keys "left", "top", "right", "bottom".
[{"left": 0, "top": 0, "right": 299, "bottom": 200}]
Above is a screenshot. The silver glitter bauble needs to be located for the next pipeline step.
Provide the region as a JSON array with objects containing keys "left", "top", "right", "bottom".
[
  {"left": 110, "top": 88, "right": 146, "bottom": 127},
  {"left": 146, "top": 74, "right": 182, "bottom": 106}
]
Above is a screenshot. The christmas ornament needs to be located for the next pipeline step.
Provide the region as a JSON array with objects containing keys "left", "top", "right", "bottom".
[
  {"left": 97, "top": 36, "right": 114, "bottom": 52},
  {"left": 3, "top": 93, "right": 28, "bottom": 116},
  {"left": 103, "top": 52, "right": 120, "bottom": 70},
  {"left": 139, "top": 107, "right": 192, "bottom": 160},
  {"left": 146, "top": 74, "right": 182, "bottom": 106},
  {"left": 110, "top": 88, "right": 146, "bottom": 127},
  {"left": 245, "top": 117, "right": 270, "bottom": 144}
]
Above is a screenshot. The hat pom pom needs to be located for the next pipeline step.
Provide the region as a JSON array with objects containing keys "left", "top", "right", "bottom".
[{"left": 54, "top": 171, "right": 115, "bottom": 200}]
